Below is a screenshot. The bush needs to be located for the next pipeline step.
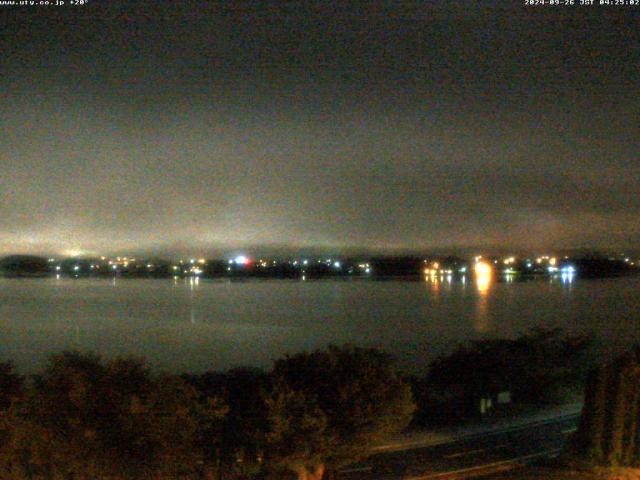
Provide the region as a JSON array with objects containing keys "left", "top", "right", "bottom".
[
  {"left": 419, "top": 328, "right": 594, "bottom": 424},
  {"left": 264, "top": 345, "right": 416, "bottom": 480},
  {"left": 0, "top": 352, "right": 224, "bottom": 479}
]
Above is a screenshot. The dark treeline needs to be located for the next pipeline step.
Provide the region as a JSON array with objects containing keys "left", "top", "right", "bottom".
[
  {"left": 409, "top": 327, "right": 595, "bottom": 426},
  {"left": 1, "top": 254, "right": 637, "bottom": 280},
  {"left": 0, "top": 330, "right": 595, "bottom": 479}
]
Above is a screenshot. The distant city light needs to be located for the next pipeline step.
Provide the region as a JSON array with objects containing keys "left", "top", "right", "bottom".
[
  {"left": 234, "top": 255, "right": 249, "bottom": 265},
  {"left": 474, "top": 261, "right": 492, "bottom": 277},
  {"left": 333, "top": 261, "right": 341, "bottom": 268},
  {"left": 474, "top": 261, "right": 492, "bottom": 294}
]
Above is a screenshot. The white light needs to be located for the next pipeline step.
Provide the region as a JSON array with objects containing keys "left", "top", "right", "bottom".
[
  {"left": 234, "top": 255, "right": 249, "bottom": 265},
  {"left": 55, "top": 266, "right": 61, "bottom": 271},
  {"left": 73, "top": 265, "right": 80, "bottom": 271},
  {"left": 365, "top": 268, "right": 371, "bottom": 274},
  {"left": 303, "top": 260, "right": 308, "bottom": 265},
  {"left": 333, "top": 261, "right": 341, "bottom": 268}
]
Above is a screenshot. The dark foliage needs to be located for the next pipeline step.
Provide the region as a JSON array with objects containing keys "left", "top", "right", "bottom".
[
  {"left": 266, "top": 345, "right": 415, "bottom": 479},
  {"left": 0, "top": 255, "right": 50, "bottom": 277},
  {"left": 0, "top": 361, "right": 23, "bottom": 411},
  {"left": 419, "top": 328, "right": 594, "bottom": 424},
  {"left": 0, "top": 352, "right": 224, "bottom": 479}
]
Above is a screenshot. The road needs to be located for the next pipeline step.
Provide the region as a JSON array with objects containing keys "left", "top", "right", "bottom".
[{"left": 338, "top": 414, "right": 580, "bottom": 479}]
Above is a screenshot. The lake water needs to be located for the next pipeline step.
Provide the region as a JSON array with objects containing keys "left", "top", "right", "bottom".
[{"left": 1, "top": 275, "right": 638, "bottom": 374}]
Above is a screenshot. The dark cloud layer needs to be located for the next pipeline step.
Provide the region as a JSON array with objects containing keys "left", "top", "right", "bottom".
[{"left": 1, "top": 1, "right": 638, "bottom": 255}]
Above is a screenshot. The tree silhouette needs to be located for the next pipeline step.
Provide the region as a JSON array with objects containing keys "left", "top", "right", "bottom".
[
  {"left": 0, "top": 351, "right": 225, "bottom": 479},
  {"left": 264, "top": 345, "right": 415, "bottom": 480}
]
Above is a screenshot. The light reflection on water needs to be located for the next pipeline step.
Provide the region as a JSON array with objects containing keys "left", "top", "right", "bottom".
[{"left": 0, "top": 276, "right": 638, "bottom": 375}]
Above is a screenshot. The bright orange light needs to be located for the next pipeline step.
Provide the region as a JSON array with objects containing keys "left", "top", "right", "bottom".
[
  {"left": 432, "top": 262, "right": 440, "bottom": 270},
  {"left": 474, "top": 261, "right": 492, "bottom": 277},
  {"left": 474, "top": 261, "right": 493, "bottom": 295}
]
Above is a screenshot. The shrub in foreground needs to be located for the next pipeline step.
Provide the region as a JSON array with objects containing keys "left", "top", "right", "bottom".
[
  {"left": 263, "top": 345, "right": 416, "bottom": 480},
  {"left": 420, "top": 327, "right": 594, "bottom": 424},
  {"left": 0, "top": 352, "right": 224, "bottom": 479}
]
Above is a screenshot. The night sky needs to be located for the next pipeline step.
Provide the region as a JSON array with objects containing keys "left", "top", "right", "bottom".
[{"left": 1, "top": 1, "right": 638, "bottom": 256}]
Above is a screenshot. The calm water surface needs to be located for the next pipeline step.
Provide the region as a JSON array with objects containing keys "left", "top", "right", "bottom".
[{"left": 1, "top": 276, "right": 638, "bottom": 374}]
